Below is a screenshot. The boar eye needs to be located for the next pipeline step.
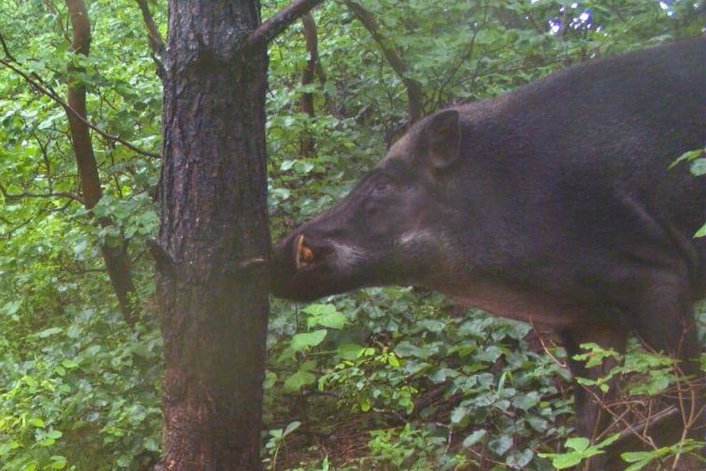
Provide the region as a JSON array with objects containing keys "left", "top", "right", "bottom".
[{"left": 372, "top": 178, "right": 392, "bottom": 194}]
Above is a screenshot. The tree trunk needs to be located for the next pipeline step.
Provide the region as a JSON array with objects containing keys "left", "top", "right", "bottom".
[
  {"left": 65, "top": 0, "right": 137, "bottom": 324},
  {"left": 157, "top": 1, "right": 270, "bottom": 469}
]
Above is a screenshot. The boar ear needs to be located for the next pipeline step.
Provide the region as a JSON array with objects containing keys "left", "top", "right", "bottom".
[{"left": 425, "top": 109, "right": 460, "bottom": 169}]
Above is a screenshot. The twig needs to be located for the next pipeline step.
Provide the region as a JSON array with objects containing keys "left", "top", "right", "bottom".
[
  {"left": 531, "top": 320, "right": 567, "bottom": 368},
  {"left": 614, "top": 405, "right": 679, "bottom": 445}
]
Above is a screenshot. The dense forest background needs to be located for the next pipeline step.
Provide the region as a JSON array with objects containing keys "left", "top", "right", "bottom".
[{"left": 0, "top": 0, "right": 704, "bottom": 469}]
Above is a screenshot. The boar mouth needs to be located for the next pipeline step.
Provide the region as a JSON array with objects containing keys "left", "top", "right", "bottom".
[{"left": 293, "top": 234, "right": 334, "bottom": 271}]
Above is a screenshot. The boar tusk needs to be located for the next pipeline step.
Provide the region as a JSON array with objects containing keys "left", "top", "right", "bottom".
[
  {"left": 295, "top": 234, "right": 305, "bottom": 269},
  {"left": 295, "top": 234, "right": 315, "bottom": 270}
]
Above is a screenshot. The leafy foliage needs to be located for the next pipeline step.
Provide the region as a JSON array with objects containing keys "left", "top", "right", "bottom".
[
  {"left": 1, "top": 0, "right": 163, "bottom": 468},
  {"left": 0, "top": 0, "right": 704, "bottom": 469},
  {"left": 539, "top": 435, "right": 620, "bottom": 470}
]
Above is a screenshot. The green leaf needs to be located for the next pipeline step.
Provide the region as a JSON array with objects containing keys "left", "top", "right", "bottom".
[
  {"left": 2, "top": 300, "right": 21, "bottom": 316},
  {"left": 61, "top": 359, "right": 79, "bottom": 369},
  {"left": 263, "top": 370, "right": 277, "bottom": 389},
  {"left": 694, "top": 222, "right": 706, "bottom": 238},
  {"left": 143, "top": 436, "right": 160, "bottom": 452},
  {"left": 506, "top": 449, "right": 534, "bottom": 469},
  {"left": 621, "top": 451, "right": 655, "bottom": 463},
  {"left": 386, "top": 353, "right": 400, "bottom": 367},
  {"left": 303, "top": 304, "right": 347, "bottom": 329},
  {"left": 429, "top": 367, "right": 459, "bottom": 383},
  {"left": 284, "top": 369, "right": 317, "bottom": 391},
  {"left": 359, "top": 397, "right": 372, "bottom": 412},
  {"left": 624, "top": 461, "right": 652, "bottom": 471},
  {"left": 596, "top": 433, "right": 620, "bottom": 449},
  {"left": 50, "top": 456, "right": 67, "bottom": 470},
  {"left": 669, "top": 148, "right": 704, "bottom": 169},
  {"left": 689, "top": 158, "right": 706, "bottom": 176},
  {"left": 29, "top": 418, "right": 45, "bottom": 428},
  {"left": 283, "top": 421, "right": 301, "bottom": 436},
  {"left": 394, "top": 341, "right": 438, "bottom": 359},
  {"left": 290, "top": 329, "right": 327, "bottom": 352},
  {"left": 489, "top": 435, "right": 513, "bottom": 456},
  {"left": 415, "top": 319, "right": 446, "bottom": 332},
  {"left": 450, "top": 405, "right": 469, "bottom": 425},
  {"left": 337, "top": 343, "right": 364, "bottom": 361},
  {"left": 512, "top": 392, "right": 540, "bottom": 410},
  {"left": 301, "top": 304, "right": 335, "bottom": 317},
  {"left": 527, "top": 415, "right": 548, "bottom": 433},
  {"left": 565, "top": 437, "right": 590, "bottom": 452},
  {"left": 477, "top": 345, "right": 502, "bottom": 362},
  {"left": 550, "top": 453, "right": 583, "bottom": 469},
  {"left": 462, "top": 429, "right": 487, "bottom": 448},
  {"left": 33, "top": 327, "right": 63, "bottom": 338}
]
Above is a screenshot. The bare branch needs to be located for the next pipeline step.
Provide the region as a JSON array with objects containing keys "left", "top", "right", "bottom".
[
  {"left": 344, "top": 1, "right": 424, "bottom": 123},
  {"left": 245, "top": 0, "right": 326, "bottom": 51}
]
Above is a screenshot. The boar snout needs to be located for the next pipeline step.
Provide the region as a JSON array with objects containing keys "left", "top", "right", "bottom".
[{"left": 270, "top": 232, "right": 337, "bottom": 301}]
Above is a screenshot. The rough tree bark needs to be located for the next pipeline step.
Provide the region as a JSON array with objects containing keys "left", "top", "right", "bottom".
[
  {"left": 65, "top": 0, "right": 137, "bottom": 323},
  {"left": 156, "top": 0, "right": 324, "bottom": 468}
]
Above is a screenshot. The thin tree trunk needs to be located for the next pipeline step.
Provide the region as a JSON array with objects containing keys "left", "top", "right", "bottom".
[
  {"left": 300, "top": 13, "right": 318, "bottom": 156},
  {"left": 65, "top": 0, "right": 137, "bottom": 323}
]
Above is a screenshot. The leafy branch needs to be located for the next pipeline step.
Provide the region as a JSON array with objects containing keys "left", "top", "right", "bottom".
[
  {"left": 0, "top": 182, "right": 84, "bottom": 205},
  {"left": 0, "top": 31, "right": 160, "bottom": 160}
]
